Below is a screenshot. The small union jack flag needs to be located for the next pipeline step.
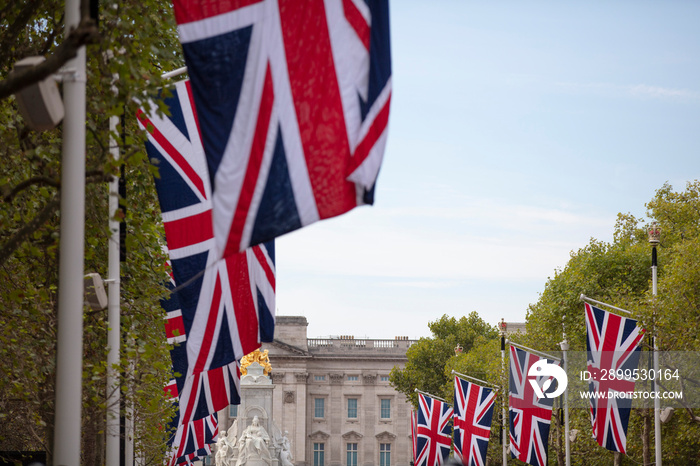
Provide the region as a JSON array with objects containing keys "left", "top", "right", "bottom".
[
  {"left": 585, "top": 302, "right": 645, "bottom": 454},
  {"left": 453, "top": 376, "right": 497, "bottom": 466},
  {"left": 508, "top": 345, "right": 555, "bottom": 466},
  {"left": 171, "top": 0, "right": 392, "bottom": 258},
  {"left": 161, "top": 279, "right": 238, "bottom": 463},
  {"left": 415, "top": 393, "right": 453, "bottom": 466},
  {"left": 163, "top": 376, "right": 219, "bottom": 466},
  {"left": 175, "top": 443, "right": 212, "bottom": 466}
]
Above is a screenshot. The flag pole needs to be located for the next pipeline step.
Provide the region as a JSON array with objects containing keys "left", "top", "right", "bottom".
[
  {"left": 648, "top": 223, "right": 662, "bottom": 466},
  {"left": 161, "top": 66, "right": 188, "bottom": 79},
  {"left": 451, "top": 370, "right": 500, "bottom": 390},
  {"left": 499, "top": 319, "right": 507, "bottom": 466},
  {"left": 105, "top": 109, "right": 121, "bottom": 466},
  {"left": 53, "top": 0, "right": 86, "bottom": 462},
  {"left": 414, "top": 388, "right": 449, "bottom": 404},
  {"left": 560, "top": 317, "right": 571, "bottom": 466},
  {"left": 506, "top": 340, "right": 561, "bottom": 362},
  {"left": 580, "top": 294, "right": 632, "bottom": 315}
]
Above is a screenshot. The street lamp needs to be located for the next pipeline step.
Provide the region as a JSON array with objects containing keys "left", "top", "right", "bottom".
[
  {"left": 499, "top": 318, "right": 507, "bottom": 465},
  {"left": 647, "top": 222, "right": 661, "bottom": 466}
]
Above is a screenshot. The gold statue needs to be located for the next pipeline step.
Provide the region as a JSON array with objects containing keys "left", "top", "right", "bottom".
[{"left": 240, "top": 349, "right": 272, "bottom": 376}]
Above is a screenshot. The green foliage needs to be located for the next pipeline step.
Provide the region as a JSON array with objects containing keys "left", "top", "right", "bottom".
[
  {"left": 399, "top": 182, "right": 700, "bottom": 465},
  {"left": 524, "top": 182, "right": 700, "bottom": 465},
  {"left": 390, "top": 312, "right": 498, "bottom": 406},
  {"left": 525, "top": 232, "right": 649, "bottom": 353},
  {"left": 0, "top": 0, "right": 183, "bottom": 462}
]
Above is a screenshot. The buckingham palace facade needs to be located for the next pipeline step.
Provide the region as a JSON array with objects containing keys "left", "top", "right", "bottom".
[{"left": 217, "top": 316, "right": 416, "bottom": 466}]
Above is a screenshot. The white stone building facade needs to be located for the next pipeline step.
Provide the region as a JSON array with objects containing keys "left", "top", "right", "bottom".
[{"left": 217, "top": 316, "right": 416, "bottom": 466}]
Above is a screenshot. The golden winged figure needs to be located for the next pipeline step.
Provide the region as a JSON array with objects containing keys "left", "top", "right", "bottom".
[{"left": 240, "top": 349, "right": 272, "bottom": 376}]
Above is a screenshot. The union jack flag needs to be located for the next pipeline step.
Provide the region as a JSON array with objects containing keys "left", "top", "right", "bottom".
[
  {"left": 161, "top": 275, "right": 242, "bottom": 425},
  {"left": 415, "top": 393, "right": 453, "bottom": 466},
  {"left": 171, "top": 0, "right": 392, "bottom": 258},
  {"left": 161, "top": 280, "right": 238, "bottom": 463},
  {"left": 453, "top": 376, "right": 497, "bottom": 466},
  {"left": 161, "top": 272, "right": 243, "bottom": 465},
  {"left": 176, "top": 446, "right": 211, "bottom": 466},
  {"left": 164, "top": 375, "right": 220, "bottom": 465},
  {"left": 508, "top": 345, "right": 555, "bottom": 466},
  {"left": 138, "top": 80, "right": 276, "bottom": 378},
  {"left": 585, "top": 302, "right": 645, "bottom": 454},
  {"left": 140, "top": 80, "right": 275, "bottom": 463}
]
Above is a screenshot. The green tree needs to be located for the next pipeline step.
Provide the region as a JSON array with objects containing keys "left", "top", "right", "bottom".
[
  {"left": 390, "top": 312, "right": 498, "bottom": 406},
  {"left": 525, "top": 182, "right": 700, "bottom": 465},
  {"left": 390, "top": 313, "right": 505, "bottom": 464},
  {"left": 0, "top": 0, "right": 183, "bottom": 463}
]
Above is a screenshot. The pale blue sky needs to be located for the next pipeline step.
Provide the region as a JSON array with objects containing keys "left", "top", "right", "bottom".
[{"left": 276, "top": 1, "right": 700, "bottom": 339}]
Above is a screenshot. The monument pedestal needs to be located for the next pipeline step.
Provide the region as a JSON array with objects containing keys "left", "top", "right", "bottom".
[{"left": 216, "top": 361, "right": 289, "bottom": 466}]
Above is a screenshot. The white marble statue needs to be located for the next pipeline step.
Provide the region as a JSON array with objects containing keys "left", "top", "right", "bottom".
[
  {"left": 215, "top": 434, "right": 230, "bottom": 466},
  {"left": 236, "top": 416, "right": 272, "bottom": 466},
  {"left": 215, "top": 420, "right": 238, "bottom": 466},
  {"left": 279, "top": 431, "right": 294, "bottom": 466}
]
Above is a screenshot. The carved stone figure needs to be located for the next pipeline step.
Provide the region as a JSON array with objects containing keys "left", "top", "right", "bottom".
[
  {"left": 215, "top": 420, "right": 239, "bottom": 466},
  {"left": 236, "top": 416, "right": 272, "bottom": 466},
  {"left": 215, "top": 434, "right": 229, "bottom": 466},
  {"left": 279, "top": 431, "right": 294, "bottom": 466},
  {"left": 226, "top": 420, "right": 239, "bottom": 448}
]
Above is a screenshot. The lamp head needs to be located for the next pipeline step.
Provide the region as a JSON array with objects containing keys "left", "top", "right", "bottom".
[{"left": 648, "top": 222, "right": 661, "bottom": 245}]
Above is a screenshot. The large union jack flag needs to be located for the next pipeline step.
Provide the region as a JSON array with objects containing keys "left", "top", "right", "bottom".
[
  {"left": 171, "top": 0, "right": 392, "bottom": 258},
  {"left": 508, "top": 345, "right": 555, "bottom": 466},
  {"left": 138, "top": 81, "right": 276, "bottom": 378},
  {"left": 585, "top": 302, "right": 645, "bottom": 454},
  {"left": 415, "top": 393, "right": 453, "bottom": 466},
  {"left": 453, "top": 376, "right": 497, "bottom": 466}
]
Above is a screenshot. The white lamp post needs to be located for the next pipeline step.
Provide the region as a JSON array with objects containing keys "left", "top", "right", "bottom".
[{"left": 53, "top": 0, "right": 86, "bottom": 463}]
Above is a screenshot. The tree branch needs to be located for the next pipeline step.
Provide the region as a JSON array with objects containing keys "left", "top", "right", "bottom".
[
  {"left": 0, "top": 17, "right": 99, "bottom": 101},
  {"left": 3, "top": 176, "right": 60, "bottom": 203},
  {"left": 0, "top": 195, "right": 60, "bottom": 268},
  {"left": 0, "top": 0, "right": 45, "bottom": 67}
]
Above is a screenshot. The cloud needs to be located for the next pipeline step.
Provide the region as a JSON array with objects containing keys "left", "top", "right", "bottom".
[
  {"left": 627, "top": 84, "right": 700, "bottom": 101},
  {"left": 275, "top": 197, "right": 614, "bottom": 283},
  {"left": 554, "top": 81, "right": 700, "bottom": 102}
]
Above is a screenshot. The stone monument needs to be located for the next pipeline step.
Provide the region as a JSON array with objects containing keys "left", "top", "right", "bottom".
[{"left": 215, "top": 350, "right": 293, "bottom": 466}]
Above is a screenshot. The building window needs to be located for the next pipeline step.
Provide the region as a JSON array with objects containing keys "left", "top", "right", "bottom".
[
  {"left": 380, "top": 443, "right": 391, "bottom": 466},
  {"left": 380, "top": 376, "right": 390, "bottom": 382},
  {"left": 347, "top": 375, "right": 359, "bottom": 381},
  {"left": 347, "top": 398, "right": 358, "bottom": 418},
  {"left": 380, "top": 399, "right": 391, "bottom": 419},
  {"left": 314, "top": 398, "right": 325, "bottom": 418},
  {"left": 346, "top": 443, "right": 358, "bottom": 466},
  {"left": 228, "top": 405, "right": 238, "bottom": 418},
  {"left": 314, "top": 375, "right": 326, "bottom": 381},
  {"left": 314, "top": 443, "right": 325, "bottom": 466}
]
